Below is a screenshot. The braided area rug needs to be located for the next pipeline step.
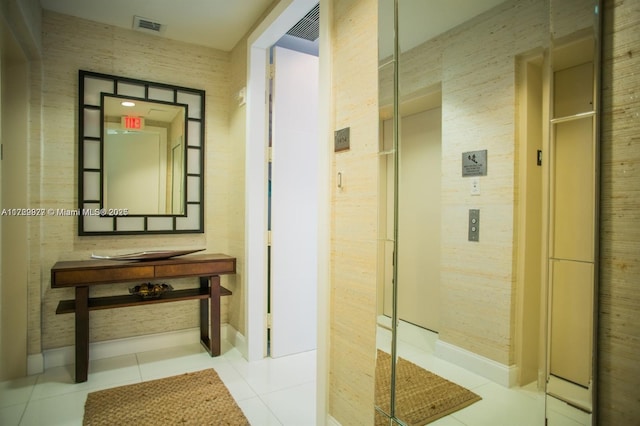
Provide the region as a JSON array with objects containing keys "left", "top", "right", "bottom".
[
  {"left": 375, "top": 350, "right": 481, "bottom": 425},
  {"left": 83, "top": 369, "right": 249, "bottom": 425}
]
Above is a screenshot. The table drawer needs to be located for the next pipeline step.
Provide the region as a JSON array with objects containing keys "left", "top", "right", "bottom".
[
  {"left": 53, "top": 265, "right": 155, "bottom": 286},
  {"left": 155, "top": 260, "right": 235, "bottom": 277}
]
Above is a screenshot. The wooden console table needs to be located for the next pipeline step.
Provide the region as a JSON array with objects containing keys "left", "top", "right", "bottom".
[{"left": 50, "top": 253, "right": 236, "bottom": 383}]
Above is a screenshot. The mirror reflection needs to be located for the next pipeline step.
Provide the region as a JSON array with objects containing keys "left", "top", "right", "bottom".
[
  {"left": 376, "top": 0, "right": 600, "bottom": 425},
  {"left": 103, "top": 96, "right": 186, "bottom": 215}
]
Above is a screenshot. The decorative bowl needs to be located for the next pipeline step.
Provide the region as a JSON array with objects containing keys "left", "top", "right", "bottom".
[{"left": 129, "top": 283, "right": 173, "bottom": 299}]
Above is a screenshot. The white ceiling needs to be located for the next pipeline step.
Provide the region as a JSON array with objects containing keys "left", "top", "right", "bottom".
[
  {"left": 39, "top": 0, "right": 507, "bottom": 55},
  {"left": 379, "top": 0, "right": 506, "bottom": 58},
  {"left": 39, "top": 0, "right": 275, "bottom": 51}
]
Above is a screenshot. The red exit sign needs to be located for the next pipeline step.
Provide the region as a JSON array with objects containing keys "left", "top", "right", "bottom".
[{"left": 122, "top": 116, "right": 144, "bottom": 130}]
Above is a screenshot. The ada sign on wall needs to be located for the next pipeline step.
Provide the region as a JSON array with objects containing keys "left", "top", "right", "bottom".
[{"left": 462, "top": 150, "right": 487, "bottom": 177}]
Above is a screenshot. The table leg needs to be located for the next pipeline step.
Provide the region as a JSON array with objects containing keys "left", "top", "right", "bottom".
[
  {"left": 199, "top": 277, "right": 210, "bottom": 352},
  {"left": 75, "top": 286, "right": 89, "bottom": 383},
  {"left": 199, "top": 276, "right": 221, "bottom": 356},
  {"left": 210, "top": 275, "right": 221, "bottom": 356}
]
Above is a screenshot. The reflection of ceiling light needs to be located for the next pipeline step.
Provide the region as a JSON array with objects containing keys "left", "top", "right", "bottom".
[{"left": 121, "top": 101, "right": 135, "bottom": 107}]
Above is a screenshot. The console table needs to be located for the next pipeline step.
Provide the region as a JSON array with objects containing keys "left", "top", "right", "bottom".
[{"left": 50, "top": 253, "right": 236, "bottom": 383}]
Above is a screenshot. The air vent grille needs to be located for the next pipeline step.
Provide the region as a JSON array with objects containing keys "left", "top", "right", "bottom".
[
  {"left": 138, "top": 19, "right": 161, "bottom": 32},
  {"left": 133, "top": 16, "right": 164, "bottom": 34},
  {"left": 286, "top": 3, "right": 319, "bottom": 41}
]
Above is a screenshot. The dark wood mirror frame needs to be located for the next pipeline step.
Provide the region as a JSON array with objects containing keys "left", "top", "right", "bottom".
[{"left": 78, "top": 70, "right": 205, "bottom": 235}]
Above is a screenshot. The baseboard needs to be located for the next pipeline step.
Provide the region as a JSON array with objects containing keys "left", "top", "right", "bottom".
[
  {"left": 327, "top": 414, "right": 342, "bottom": 426},
  {"left": 35, "top": 325, "right": 246, "bottom": 372},
  {"left": 223, "top": 323, "right": 247, "bottom": 358},
  {"left": 27, "top": 352, "right": 44, "bottom": 375},
  {"left": 435, "top": 339, "right": 518, "bottom": 388},
  {"left": 547, "top": 374, "right": 592, "bottom": 413}
]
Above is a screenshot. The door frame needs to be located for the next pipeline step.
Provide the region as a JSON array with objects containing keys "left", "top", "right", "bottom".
[
  {"left": 245, "top": 0, "right": 320, "bottom": 362},
  {"left": 514, "top": 51, "right": 547, "bottom": 388},
  {"left": 245, "top": 1, "right": 331, "bottom": 422}
]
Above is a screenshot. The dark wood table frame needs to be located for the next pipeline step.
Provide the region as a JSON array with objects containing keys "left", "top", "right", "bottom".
[{"left": 50, "top": 253, "right": 236, "bottom": 383}]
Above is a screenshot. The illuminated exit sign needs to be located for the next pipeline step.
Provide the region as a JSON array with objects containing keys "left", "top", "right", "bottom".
[{"left": 122, "top": 116, "right": 144, "bottom": 130}]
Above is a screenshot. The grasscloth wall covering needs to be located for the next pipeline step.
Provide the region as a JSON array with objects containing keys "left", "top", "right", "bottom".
[
  {"left": 329, "top": 0, "right": 378, "bottom": 423},
  {"left": 33, "top": 11, "right": 237, "bottom": 353},
  {"left": 599, "top": 1, "right": 640, "bottom": 424},
  {"left": 337, "top": 0, "right": 640, "bottom": 424}
]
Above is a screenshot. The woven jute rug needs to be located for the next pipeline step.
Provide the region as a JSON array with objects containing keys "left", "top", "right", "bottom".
[
  {"left": 83, "top": 369, "right": 249, "bottom": 425},
  {"left": 375, "top": 350, "right": 481, "bottom": 425}
]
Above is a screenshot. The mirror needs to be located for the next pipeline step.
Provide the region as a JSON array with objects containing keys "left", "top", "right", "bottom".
[
  {"left": 376, "top": 1, "right": 600, "bottom": 425},
  {"left": 78, "top": 70, "right": 205, "bottom": 235},
  {"left": 103, "top": 96, "right": 186, "bottom": 215}
]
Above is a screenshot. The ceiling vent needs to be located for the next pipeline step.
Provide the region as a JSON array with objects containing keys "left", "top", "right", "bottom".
[
  {"left": 133, "top": 16, "right": 166, "bottom": 35},
  {"left": 286, "top": 3, "right": 319, "bottom": 41}
]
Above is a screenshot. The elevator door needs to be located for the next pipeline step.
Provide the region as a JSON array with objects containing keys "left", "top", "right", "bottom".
[{"left": 383, "top": 107, "right": 442, "bottom": 332}]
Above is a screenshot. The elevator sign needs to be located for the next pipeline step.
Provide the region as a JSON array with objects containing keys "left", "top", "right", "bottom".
[
  {"left": 462, "top": 150, "right": 487, "bottom": 177},
  {"left": 122, "top": 116, "right": 144, "bottom": 130}
]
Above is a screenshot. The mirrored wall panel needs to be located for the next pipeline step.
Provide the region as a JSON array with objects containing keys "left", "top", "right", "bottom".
[
  {"left": 376, "top": 1, "right": 600, "bottom": 425},
  {"left": 78, "top": 70, "right": 205, "bottom": 235}
]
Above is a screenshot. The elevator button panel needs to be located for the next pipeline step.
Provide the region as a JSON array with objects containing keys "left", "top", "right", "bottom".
[{"left": 469, "top": 209, "right": 480, "bottom": 242}]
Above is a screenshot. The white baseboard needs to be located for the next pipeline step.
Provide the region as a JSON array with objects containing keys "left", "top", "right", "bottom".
[
  {"left": 435, "top": 339, "right": 518, "bottom": 388},
  {"left": 29, "top": 325, "right": 246, "bottom": 374},
  {"left": 224, "top": 323, "right": 247, "bottom": 358},
  {"left": 326, "top": 414, "right": 341, "bottom": 426},
  {"left": 547, "top": 375, "right": 592, "bottom": 413},
  {"left": 27, "top": 352, "right": 44, "bottom": 376}
]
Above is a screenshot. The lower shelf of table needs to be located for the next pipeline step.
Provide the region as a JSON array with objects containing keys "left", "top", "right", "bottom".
[{"left": 55, "top": 286, "right": 232, "bottom": 314}]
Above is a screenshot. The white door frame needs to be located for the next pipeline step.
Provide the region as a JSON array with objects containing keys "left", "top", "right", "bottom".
[
  {"left": 245, "top": 2, "right": 331, "bottom": 422},
  {"left": 244, "top": 0, "right": 324, "bottom": 362}
]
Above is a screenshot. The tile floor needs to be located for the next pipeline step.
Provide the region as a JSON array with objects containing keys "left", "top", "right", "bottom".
[
  {"left": 0, "top": 340, "right": 316, "bottom": 426},
  {"left": 376, "top": 320, "right": 592, "bottom": 426},
  {"left": 0, "top": 327, "right": 591, "bottom": 426}
]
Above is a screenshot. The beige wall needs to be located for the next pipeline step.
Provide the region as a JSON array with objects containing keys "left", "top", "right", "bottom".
[
  {"left": 599, "top": 1, "right": 640, "bottom": 424},
  {"left": 32, "top": 11, "right": 239, "bottom": 353},
  {"left": 0, "top": 23, "right": 30, "bottom": 380},
  {"left": 328, "top": 0, "right": 378, "bottom": 423}
]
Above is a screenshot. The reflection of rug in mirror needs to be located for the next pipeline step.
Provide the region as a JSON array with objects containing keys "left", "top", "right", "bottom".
[
  {"left": 83, "top": 369, "right": 249, "bottom": 426},
  {"left": 375, "top": 350, "right": 481, "bottom": 425}
]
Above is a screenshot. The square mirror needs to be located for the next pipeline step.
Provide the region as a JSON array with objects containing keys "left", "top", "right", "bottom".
[{"left": 78, "top": 70, "right": 205, "bottom": 235}]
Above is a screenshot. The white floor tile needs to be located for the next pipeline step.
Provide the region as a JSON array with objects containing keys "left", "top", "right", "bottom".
[
  {"left": 136, "top": 343, "right": 229, "bottom": 381},
  {"left": 260, "top": 381, "right": 316, "bottom": 426},
  {"left": 546, "top": 395, "right": 591, "bottom": 426},
  {"left": 20, "top": 390, "right": 88, "bottom": 426},
  {"left": 0, "top": 375, "right": 37, "bottom": 408},
  {"left": 450, "top": 381, "right": 545, "bottom": 426},
  {"left": 30, "top": 354, "right": 141, "bottom": 401},
  {"left": 230, "top": 350, "right": 316, "bottom": 395},
  {"left": 0, "top": 403, "right": 26, "bottom": 426},
  {"left": 429, "top": 414, "right": 469, "bottom": 426},
  {"left": 214, "top": 362, "right": 259, "bottom": 401},
  {"left": 236, "top": 396, "right": 283, "bottom": 425}
]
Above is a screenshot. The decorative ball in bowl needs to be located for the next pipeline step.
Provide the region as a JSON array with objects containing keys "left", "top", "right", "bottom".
[{"left": 129, "top": 283, "right": 173, "bottom": 299}]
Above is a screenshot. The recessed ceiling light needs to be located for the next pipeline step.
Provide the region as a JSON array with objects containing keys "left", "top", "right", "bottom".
[{"left": 121, "top": 101, "right": 135, "bottom": 107}]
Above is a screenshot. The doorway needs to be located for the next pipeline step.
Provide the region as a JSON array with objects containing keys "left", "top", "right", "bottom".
[
  {"left": 515, "top": 53, "right": 545, "bottom": 389},
  {"left": 268, "top": 44, "right": 319, "bottom": 358},
  {"left": 380, "top": 104, "right": 442, "bottom": 333},
  {"left": 245, "top": 0, "right": 321, "bottom": 362}
]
